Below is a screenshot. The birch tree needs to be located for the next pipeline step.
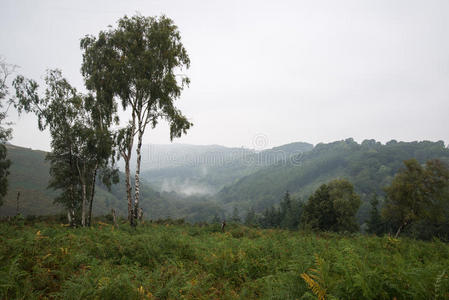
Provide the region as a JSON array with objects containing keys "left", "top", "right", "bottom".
[
  {"left": 80, "top": 15, "right": 192, "bottom": 226},
  {"left": 13, "top": 70, "right": 117, "bottom": 226},
  {"left": 0, "top": 58, "right": 14, "bottom": 206}
]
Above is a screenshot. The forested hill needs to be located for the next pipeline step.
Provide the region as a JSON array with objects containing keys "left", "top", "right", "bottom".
[
  {"left": 4, "top": 140, "right": 449, "bottom": 222},
  {"left": 0, "top": 145, "right": 223, "bottom": 220},
  {"left": 140, "top": 142, "right": 313, "bottom": 195},
  {"left": 217, "top": 139, "right": 449, "bottom": 212}
]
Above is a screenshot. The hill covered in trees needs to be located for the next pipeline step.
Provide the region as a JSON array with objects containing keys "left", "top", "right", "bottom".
[
  {"left": 0, "top": 145, "right": 224, "bottom": 221},
  {"left": 140, "top": 142, "right": 313, "bottom": 195},
  {"left": 3, "top": 139, "right": 449, "bottom": 226},
  {"left": 217, "top": 139, "right": 449, "bottom": 220}
]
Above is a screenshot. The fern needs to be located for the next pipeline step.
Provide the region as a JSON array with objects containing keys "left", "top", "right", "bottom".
[
  {"left": 434, "top": 269, "right": 446, "bottom": 300},
  {"left": 301, "top": 254, "right": 327, "bottom": 300}
]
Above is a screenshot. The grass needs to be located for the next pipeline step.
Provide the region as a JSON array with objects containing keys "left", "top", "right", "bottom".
[{"left": 1, "top": 220, "right": 448, "bottom": 299}]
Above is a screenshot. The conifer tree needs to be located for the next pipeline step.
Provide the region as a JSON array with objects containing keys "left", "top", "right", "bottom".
[
  {"left": 366, "top": 194, "right": 383, "bottom": 235},
  {"left": 302, "top": 179, "right": 361, "bottom": 232},
  {"left": 244, "top": 207, "right": 257, "bottom": 227},
  {"left": 231, "top": 206, "right": 241, "bottom": 223}
]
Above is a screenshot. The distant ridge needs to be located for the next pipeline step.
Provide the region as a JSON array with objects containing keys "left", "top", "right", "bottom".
[{"left": 216, "top": 139, "right": 449, "bottom": 220}]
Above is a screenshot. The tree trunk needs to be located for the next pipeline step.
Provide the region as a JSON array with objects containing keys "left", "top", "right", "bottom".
[
  {"left": 394, "top": 221, "right": 407, "bottom": 238},
  {"left": 132, "top": 129, "right": 144, "bottom": 227},
  {"left": 16, "top": 191, "right": 20, "bottom": 216},
  {"left": 87, "top": 166, "right": 97, "bottom": 227},
  {"left": 81, "top": 180, "right": 87, "bottom": 227},
  {"left": 125, "top": 113, "right": 136, "bottom": 225},
  {"left": 124, "top": 152, "right": 133, "bottom": 224},
  {"left": 112, "top": 208, "right": 118, "bottom": 229},
  {"left": 69, "top": 148, "right": 76, "bottom": 227},
  {"left": 68, "top": 181, "right": 76, "bottom": 227},
  {"left": 77, "top": 160, "right": 87, "bottom": 227}
]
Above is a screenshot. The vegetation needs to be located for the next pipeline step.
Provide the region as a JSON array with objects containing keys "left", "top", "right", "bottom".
[
  {"left": 218, "top": 139, "right": 449, "bottom": 218},
  {"left": 249, "top": 160, "right": 449, "bottom": 241},
  {"left": 13, "top": 70, "right": 118, "bottom": 227},
  {"left": 3, "top": 10, "right": 449, "bottom": 299},
  {"left": 1, "top": 221, "right": 448, "bottom": 299},
  {"left": 3, "top": 142, "right": 449, "bottom": 236},
  {"left": 301, "top": 179, "right": 361, "bottom": 232},
  {"left": 0, "top": 58, "right": 14, "bottom": 206},
  {"left": 0, "top": 145, "right": 225, "bottom": 222},
  {"left": 140, "top": 142, "right": 314, "bottom": 195},
  {"left": 383, "top": 159, "right": 449, "bottom": 239},
  {"left": 258, "top": 191, "right": 302, "bottom": 230},
  {"left": 366, "top": 194, "right": 383, "bottom": 236},
  {"left": 81, "top": 15, "right": 192, "bottom": 226}
]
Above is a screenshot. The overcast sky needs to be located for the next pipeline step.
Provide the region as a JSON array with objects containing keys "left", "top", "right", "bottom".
[{"left": 1, "top": 0, "right": 448, "bottom": 151}]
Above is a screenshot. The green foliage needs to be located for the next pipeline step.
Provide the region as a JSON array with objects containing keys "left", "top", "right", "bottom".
[
  {"left": 231, "top": 206, "right": 241, "bottom": 223},
  {"left": 366, "top": 194, "right": 384, "bottom": 235},
  {"left": 218, "top": 139, "right": 449, "bottom": 219},
  {"left": 81, "top": 14, "right": 192, "bottom": 225},
  {"left": 140, "top": 142, "right": 314, "bottom": 194},
  {"left": 301, "top": 254, "right": 329, "bottom": 300},
  {"left": 259, "top": 191, "right": 302, "bottom": 230},
  {"left": 0, "top": 145, "right": 227, "bottom": 222},
  {"left": 244, "top": 207, "right": 257, "bottom": 227},
  {"left": 13, "top": 70, "right": 118, "bottom": 226},
  {"left": 1, "top": 222, "right": 449, "bottom": 299},
  {"left": 302, "top": 179, "right": 361, "bottom": 232},
  {"left": 0, "top": 142, "right": 10, "bottom": 206},
  {"left": 0, "top": 58, "right": 14, "bottom": 206},
  {"left": 383, "top": 159, "right": 449, "bottom": 239}
]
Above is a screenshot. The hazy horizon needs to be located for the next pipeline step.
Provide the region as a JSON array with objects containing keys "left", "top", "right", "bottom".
[{"left": 2, "top": 0, "right": 449, "bottom": 151}]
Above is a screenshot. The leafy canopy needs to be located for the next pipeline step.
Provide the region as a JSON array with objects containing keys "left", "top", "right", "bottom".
[
  {"left": 383, "top": 159, "right": 449, "bottom": 237},
  {"left": 302, "top": 179, "right": 361, "bottom": 232},
  {"left": 80, "top": 14, "right": 192, "bottom": 140}
]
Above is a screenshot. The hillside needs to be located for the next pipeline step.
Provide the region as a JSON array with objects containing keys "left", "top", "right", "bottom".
[
  {"left": 3, "top": 139, "right": 449, "bottom": 224},
  {"left": 0, "top": 145, "right": 223, "bottom": 221},
  {"left": 141, "top": 142, "right": 313, "bottom": 195},
  {"left": 217, "top": 139, "right": 449, "bottom": 218}
]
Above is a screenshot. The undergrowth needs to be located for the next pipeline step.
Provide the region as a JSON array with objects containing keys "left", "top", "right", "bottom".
[{"left": 0, "top": 221, "right": 448, "bottom": 299}]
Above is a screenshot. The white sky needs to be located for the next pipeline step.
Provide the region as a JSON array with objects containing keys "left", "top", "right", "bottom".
[{"left": 1, "top": 0, "right": 448, "bottom": 151}]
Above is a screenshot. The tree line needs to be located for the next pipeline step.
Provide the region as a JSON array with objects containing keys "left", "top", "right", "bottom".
[
  {"left": 217, "top": 138, "right": 449, "bottom": 213},
  {"left": 239, "top": 158, "right": 449, "bottom": 240},
  {"left": 0, "top": 14, "right": 192, "bottom": 227}
]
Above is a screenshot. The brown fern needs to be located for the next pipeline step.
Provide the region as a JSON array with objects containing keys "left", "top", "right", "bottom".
[{"left": 300, "top": 254, "right": 327, "bottom": 300}]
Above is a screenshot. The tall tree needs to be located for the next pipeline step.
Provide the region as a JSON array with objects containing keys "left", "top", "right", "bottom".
[
  {"left": 231, "top": 206, "right": 241, "bottom": 223},
  {"left": 383, "top": 159, "right": 449, "bottom": 238},
  {"left": 366, "top": 194, "right": 383, "bottom": 235},
  {"left": 80, "top": 14, "right": 192, "bottom": 226},
  {"left": 13, "top": 70, "right": 117, "bottom": 226},
  {"left": 14, "top": 70, "right": 83, "bottom": 222},
  {"left": 244, "top": 207, "right": 257, "bottom": 227},
  {"left": 301, "top": 179, "right": 361, "bottom": 232},
  {"left": 0, "top": 58, "right": 14, "bottom": 206},
  {"left": 279, "top": 191, "right": 301, "bottom": 230},
  {"left": 260, "top": 206, "right": 281, "bottom": 228}
]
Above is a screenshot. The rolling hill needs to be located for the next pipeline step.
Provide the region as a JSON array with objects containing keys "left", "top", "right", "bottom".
[
  {"left": 216, "top": 139, "right": 449, "bottom": 220},
  {"left": 0, "top": 144, "right": 223, "bottom": 221},
  {"left": 140, "top": 142, "right": 313, "bottom": 195},
  {"left": 3, "top": 139, "right": 448, "bottom": 225}
]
